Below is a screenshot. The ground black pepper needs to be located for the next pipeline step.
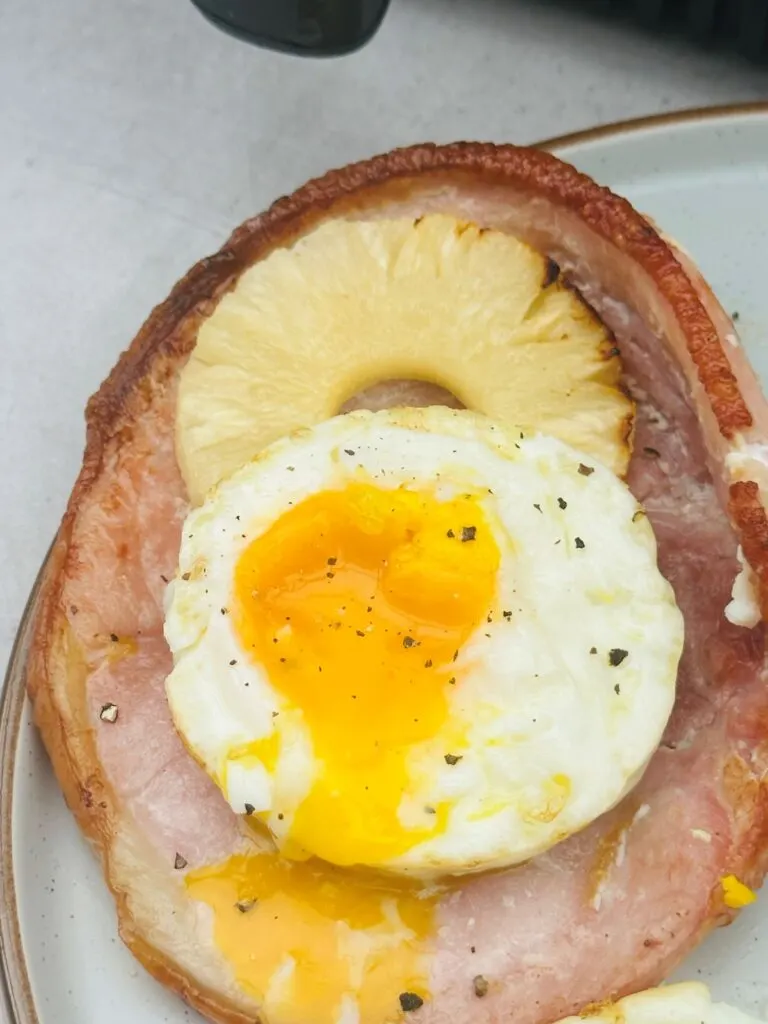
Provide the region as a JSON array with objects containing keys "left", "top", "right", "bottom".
[
  {"left": 399, "top": 993, "right": 424, "bottom": 1012},
  {"left": 473, "top": 976, "right": 489, "bottom": 998}
]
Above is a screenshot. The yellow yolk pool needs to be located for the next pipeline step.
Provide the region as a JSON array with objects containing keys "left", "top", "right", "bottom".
[
  {"left": 185, "top": 852, "right": 436, "bottom": 1024},
  {"left": 232, "top": 483, "right": 499, "bottom": 867}
]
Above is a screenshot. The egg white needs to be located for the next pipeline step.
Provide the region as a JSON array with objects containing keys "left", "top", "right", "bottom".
[
  {"left": 164, "top": 406, "right": 683, "bottom": 877},
  {"left": 554, "top": 983, "right": 763, "bottom": 1024}
]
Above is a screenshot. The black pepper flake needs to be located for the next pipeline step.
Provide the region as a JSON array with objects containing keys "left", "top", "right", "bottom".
[
  {"left": 470, "top": 946, "right": 476, "bottom": 954},
  {"left": 344, "top": 449, "right": 355, "bottom": 456},
  {"left": 557, "top": 497, "right": 567, "bottom": 510},
  {"left": 574, "top": 537, "right": 585, "bottom": 549},
  {"left": 326, "top": 571, "right": 335, "bottom": 579},
  {"left": 733, "top": 310, "right": 740, "bottom": 321},
  {"left": 327, "top": 556, "right": 337, "bottom": 566},
  {"left": 277, "top": 813, "right": 284, "bottom": 820},
  {"left": 533, "top": 503, "right": 542, "bottom": 513},
  {"left": 286, "top": 466, "right": 295, "bottom": 472},
  {"left": 543, "top": 257, "right": 560, "bottom": 287},
  {"left": 446, "top": 529, "right": 455, "bottom": 538},
  {"left": 181, "top": 572, "right": 191, "bottom": 581},
  {"left": 609, "top": 648, "right": 629, "bottom": 667},
  {"left": 356, "top": 630, "right": 366, "bottom": 638},
  {"left": 424, "top": 805, "right": 436, "bottom": 815},
  {"left": 160, "top": 575, "right": 168, "bottom": 584},
  {"left": 614, "top": 684, "right": 621, "bottom": 695},
  {"left": 99, "top": 703, "right": 119, "bottom": 723},
  {"left": 444, "top": 753, "right": 462, "bottom": 765},
  {"left": 174, "top": 853, "right": 188, "bottom": 870},
  {"left": 473, "top": 976, "right": 489, "bottom": 998},
  {"left": 643, "top": 446, "right": 661, "bottom": 458},
  {"left": 367, "top": 606, "right": 373, "bottom": 612},
  {"left": 590, "top": 647, "right": 597, "bottom": 655},
  {"left": 502, "top": 610, "right": 512, "bottom": 620},
  {"left": 461, "top": 526, "right": 477, "bottom": 542},
  {"left": 453, "top": 649, "right": 459, "bottom": 661},
  {"left": 220, "top": 607, "right": 229, "bottom": 615},
  {"left": 244, "top": 803, "right": 255, "bottom": 816},
  {"left": 424, "top": 659, "right": 433, "bottom": 668},
  {"left": 578, "top": 463, "right": 594, "bottom": 476},
  {"left": 109, "top": 633, "right": 119, "bottom": 643},
  {"left": 229, "top": 659, "right": 237, "bottom": 666},
  {"left": 399, "top": 993, "right": 424, "bottom": 1013},
  {"left": 235, "top": 898, "right": 257, "bottom": 913},
  {"left": 448, "top": 677, "right": 456, "bottom": 685},
  {"left": 403, "top": 636, "right": 416, "bottom": 649}
]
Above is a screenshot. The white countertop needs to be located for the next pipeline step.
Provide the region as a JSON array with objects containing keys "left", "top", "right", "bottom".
[{"left": 1, "top": 0, "right": 767, "bottom": 674}]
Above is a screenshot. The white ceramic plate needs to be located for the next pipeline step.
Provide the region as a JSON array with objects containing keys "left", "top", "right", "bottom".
[{"left": 3, "top": 104, "right": 768, "bottom": 1024}]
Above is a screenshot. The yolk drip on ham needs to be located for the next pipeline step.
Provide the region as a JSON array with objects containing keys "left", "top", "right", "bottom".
[
  {"left": 232, "top": 483, "right": 499, "bottom": 866},
  {"left": 185, "top": 852, "right": 436, "bottom": 1024}
]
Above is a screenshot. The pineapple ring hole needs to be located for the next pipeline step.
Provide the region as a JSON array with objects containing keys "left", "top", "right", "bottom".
[{"left": 339, "top": 379, "right": 465, "bottom": 414}]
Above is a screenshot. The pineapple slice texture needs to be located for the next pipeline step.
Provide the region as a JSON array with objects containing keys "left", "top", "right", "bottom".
[{"left": 177, "top": 215, "right": 633, "bottom": 505}]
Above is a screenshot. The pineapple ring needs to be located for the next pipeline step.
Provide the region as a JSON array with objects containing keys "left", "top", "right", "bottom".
[{"left": 176, "top": 214, "right": 633, "bottom": 505}]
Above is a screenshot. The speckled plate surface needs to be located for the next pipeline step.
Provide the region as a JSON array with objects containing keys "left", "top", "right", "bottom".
[{"left": 2, "top": 104, "right": 768, "bottom": 1024}]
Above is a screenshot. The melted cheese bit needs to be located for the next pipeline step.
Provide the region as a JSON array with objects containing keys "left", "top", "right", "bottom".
[
  {"left": 721, "top": 874, "right": 757, "bottom": 909},
  {"left": 185, "top": 852, "right": 435, "bottom": 1024},
  {"left": 725, "top": 546, "right": 761, "bottom": 629}
]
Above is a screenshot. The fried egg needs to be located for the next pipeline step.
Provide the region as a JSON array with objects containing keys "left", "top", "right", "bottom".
[
  {"left": 164, "top": 407, "right": 683, "bottom": 877},
  {"left": 554, "top": 983, "right": 763, "bottom": 1024}
]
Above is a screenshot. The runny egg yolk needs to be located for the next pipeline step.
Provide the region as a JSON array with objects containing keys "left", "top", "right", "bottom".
[
  {"left": 185, "top": 853, "right": 436, "bottom": 1024},
  {"left": 233, "top": 482, "right": 500, "bottom": 867}
]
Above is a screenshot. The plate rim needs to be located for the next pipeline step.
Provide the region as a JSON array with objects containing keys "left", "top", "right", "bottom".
[
  {"left": 2, "top": 98, "right": 768, "bottom": 1024},
  {"left": 535, "top": 99, "right": 768, "bottom": 152},
  {"left": 1, "top": 555, "right": 47, "bottom": 1024}
]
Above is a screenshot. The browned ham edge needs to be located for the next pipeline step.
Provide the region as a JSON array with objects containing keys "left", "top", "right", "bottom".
[{"left": 26, "top": 144, "right": 768, "bottom": 1024}]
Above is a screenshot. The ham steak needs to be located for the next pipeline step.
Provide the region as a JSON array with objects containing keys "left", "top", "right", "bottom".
[{"left": 26, "top": 144, "right": 768, "bottom": 1024}]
